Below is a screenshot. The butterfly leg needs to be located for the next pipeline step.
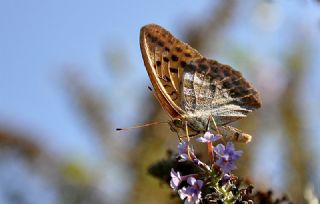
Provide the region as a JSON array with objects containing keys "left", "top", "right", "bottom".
[
  {"left": 185, "top": 121, "right": 192, "bottom": 160},
  {"left": 208, "top": 115, "right": 221, "bottom": 135},
  {"left": 176, "top": 132, "right": 182, "bottom": 142},
  {"left": 211, "top": 116, "right": 226, "bottom": 144}
]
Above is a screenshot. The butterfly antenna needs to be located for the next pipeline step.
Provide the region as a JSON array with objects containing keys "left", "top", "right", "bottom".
[{"left": 116, "top": 121, "right": 168, "bottom": 131}]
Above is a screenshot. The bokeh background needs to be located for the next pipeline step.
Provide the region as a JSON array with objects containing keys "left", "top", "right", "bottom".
[{"left": 0, "top": 0, "right": 320, "bottom": 203}]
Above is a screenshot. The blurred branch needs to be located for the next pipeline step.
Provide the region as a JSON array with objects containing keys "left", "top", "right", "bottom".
[
  {"left": 0, "top": 126, "right": 41, "bottom": 159},
  {"left": 279, "top": 47, "right": 311, "bottom": 203},
  {"left": 64, "top": 71, "right": 111, "bottom": 140},
  {"left": 185, "top": 0, "right": 237, "bottom": 53}
]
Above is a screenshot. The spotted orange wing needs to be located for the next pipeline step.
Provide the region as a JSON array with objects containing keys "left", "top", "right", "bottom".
[{"left": 140, "top": 24, "right": 203, "bottom": 119}]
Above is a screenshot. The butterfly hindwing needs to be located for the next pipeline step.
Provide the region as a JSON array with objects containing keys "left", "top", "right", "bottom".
[{"left": 182, "top": 58, "right": 261, "bottom": 126}]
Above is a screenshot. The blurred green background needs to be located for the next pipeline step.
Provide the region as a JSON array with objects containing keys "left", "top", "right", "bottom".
[{"left": 0, "top": 0, "right": 319, "bottom": 203}]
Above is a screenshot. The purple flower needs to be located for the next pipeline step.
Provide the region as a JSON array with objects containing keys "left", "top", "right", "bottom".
[
  {"left": 196, "top": 132, "right": 221, "bottom": 143},
  {"left": 177, "top": 141, "right": 196, "bottom": 162},
  {"left": 220, "top": 174, "right": 231, "bottom": 186},
  {"left": 178, "top": 141, "right": 188, "bottom": 155},
  {"left": 178, "top": 177, "right": 203, "bottom": 204},
  {"left": 170, "top": 169, "right": 182, "bottom": 191},
  {"left": 213, "top": 142, "right": 242, "bottom": 173}
]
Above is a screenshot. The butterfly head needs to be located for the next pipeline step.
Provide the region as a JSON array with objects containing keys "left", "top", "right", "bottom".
[
  {"left": 168, "top": 118, "right": 184, "bottom": 133},
  {"left": 168, "top": 117, "right": 202, "bottom": 138}
]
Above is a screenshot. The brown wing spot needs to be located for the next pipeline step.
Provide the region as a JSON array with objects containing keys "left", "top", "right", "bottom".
[
  {"left": 180, "top": 61, "right": 187, "bottom": 68},
  {"left": 199, "top": 58, "right": 206, "bottom": 63},
  {"left": 209, "top": 84, "right": 216, "bottom": 91},
  {"left": 160, "top": 76, "right": 171, "bottom": 82},
  {"left": 158, "top": 40, "right": 164, "bottom": 47},
  {"left": 230, "top": 90, "right": 242, "bottom": 98},
  {"left": 223, "top": 69, "right": 231, "bottom": 77},
  {"left": 241, "top": 96, "right": 261, "bottom": 108},
  {"left": 199, "top": 63, "right": 208, "bottom": 73},
  {"left": 212, "top": 73, "right": 223, "bottom": 81},
  {"left": 171, "top": 54, "right": 179, "bottom": 61},
  {"left": 223, "top": 81, "right": 232, "bottom": 89},
  {"left": 209, "top": 61, "right": 221, "bottom": 72},
  {"left": 163, "top": 57, "right": 169, "bottom": 62},
  {"left": 212, "top": 68, "right": 218, "bottom": 74},
  {"left": 243, "top": 90, "right": 250, "bottom": 95},
  {"left": 175, "top": 47, "right": 182, "bottom": 52},
  {"left": 185, "top": 63, "right": 196, "bottom": 73},
  {"left": 234, "top": 132, "right": 240, "bottom": 140},
  {"left": 205, "top": 74, "right": 213, "bottom": 82},
  {"left": 170, "top": 67, "right": 178, "bottom": 73},
  {"left": 238, "top": 88, "right": 249, "bottom": 95},
  {"left": 164, "top": 76, "right": 171, "bottom": 82},
  {"left": 212, "top": 69, "right": 225, "bottom": 81},
  {"left": 165, "top": 47, "right": 170, "bottom": 52},
  {"left": 230, "top": 70, "right": 242, "bottom": 78},
  {"left": 184, "top": 53, "right": 192, "bottom": 58},
  {"left": 150, "top": 35, "right": 157, "bottom": 43},
  {"left": 233, "top": 80, "right": 240, "bottom": 86},
  {"left": 156, "top": 60, "right": 161, "bottom": 66}
]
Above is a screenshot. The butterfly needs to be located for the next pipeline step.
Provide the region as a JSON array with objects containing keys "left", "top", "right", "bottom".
[{"left": 139, "top": 24, "right": 261, "bottom": 143}]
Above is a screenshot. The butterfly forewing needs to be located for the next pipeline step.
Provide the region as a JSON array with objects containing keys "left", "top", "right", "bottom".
[{"left": 140, "top": 24, "right": 203, "bottom": 118}]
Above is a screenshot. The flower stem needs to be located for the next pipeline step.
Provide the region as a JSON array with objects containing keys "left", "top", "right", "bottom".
[{"left": 207, "top": 142, "right": 214, "bottom": 164}]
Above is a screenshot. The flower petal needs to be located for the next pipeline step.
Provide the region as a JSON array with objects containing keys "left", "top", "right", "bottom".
[
  {"left": 213, "top": 144, "right": 225, "bottom": 155},
  {"left": 196, "top": 180, "right": 204, "bottom": 189},
  {"left": 178, "top": 187, "right": 188, "bottom": 200},
  {"left": 196, "top": 137, "right": 208, "bottom": 143},
  {"left": 187, "top": 177, "right": 196, "bottom": 185}
]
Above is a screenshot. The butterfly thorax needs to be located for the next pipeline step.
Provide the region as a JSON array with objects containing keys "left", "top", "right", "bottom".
[
  {"left": 183, "top": 112, "right": 212, "bottom": 131},
  {"left": 169, "top": 112, "right": 215, "bottom": 137},
  {"left": 168, "top": 117, "right": 204, "bottom": 137}
]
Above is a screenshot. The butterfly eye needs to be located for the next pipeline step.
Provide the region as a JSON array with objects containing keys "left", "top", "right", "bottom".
[{"left": 172, "top": 119, "right": 184, "bottom": 128}]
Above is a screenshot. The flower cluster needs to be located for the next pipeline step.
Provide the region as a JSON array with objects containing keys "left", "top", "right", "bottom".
[
  {"left": 148, "top": 130, "right": 292, "bottom": 204},
  {"left": 169, "top": 131, "right": 245, "bottom": 204}
]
